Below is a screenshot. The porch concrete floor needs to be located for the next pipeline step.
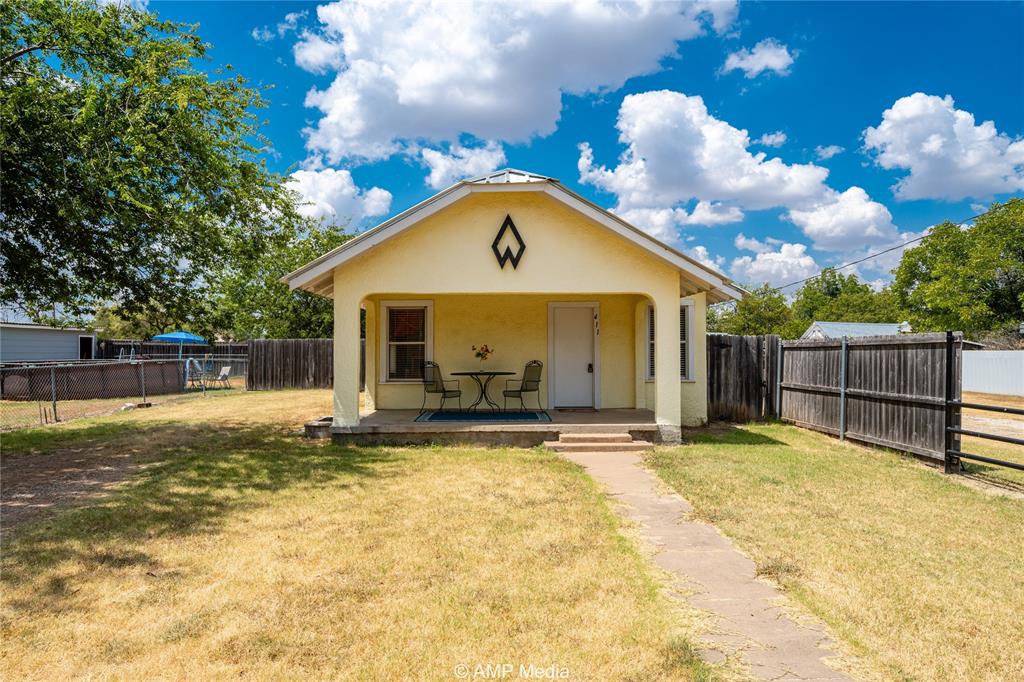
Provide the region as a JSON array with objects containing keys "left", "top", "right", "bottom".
[
  {"left": 357, "top": 407, "right": 656, "bottom": 428},
  {"left": 318, "top": 408, "right": 660, "bottom": 445}
]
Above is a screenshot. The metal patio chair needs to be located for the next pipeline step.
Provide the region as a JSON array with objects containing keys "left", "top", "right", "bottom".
[
  {"left": 212, "top": 366, "right": 232, "bottom": 389},
  {"left": 420, "top": 361, "right": 462, "bottom": 415},
  {"left": 503, "top": 360, "right": 546, "bottom": 414}
]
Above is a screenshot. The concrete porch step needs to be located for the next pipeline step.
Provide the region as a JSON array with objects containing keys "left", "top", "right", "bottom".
[
  {"left": 544, "top": 440, "right": 654, "bottom": 453},
  {"left": 558, "top": 432, "right": 634, "bottom": 444}
]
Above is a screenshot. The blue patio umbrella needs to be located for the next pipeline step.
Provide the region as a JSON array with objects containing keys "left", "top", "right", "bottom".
[{"left": 152, "top": 331, "right": 207, "bottom": 358}]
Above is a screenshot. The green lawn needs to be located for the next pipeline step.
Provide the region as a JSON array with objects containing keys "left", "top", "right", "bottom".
[
  {"left": 1, "top": 390, "right": 714, "bottom": 681},
  {"left": 648, "top": 423, "right": 1024, "bottom": 682}
]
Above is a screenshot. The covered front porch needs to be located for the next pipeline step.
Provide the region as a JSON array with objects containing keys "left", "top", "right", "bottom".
[
  {"left": 362, "top": 292, "right": 659, "bottom": 412},
  {"left": 334, "top": 290, "right": 703, "bottom": 443}
]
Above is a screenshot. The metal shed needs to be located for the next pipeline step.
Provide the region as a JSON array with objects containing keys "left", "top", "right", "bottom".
[{"left": 0, "top": 323, "right": 96, "bottom": 363}]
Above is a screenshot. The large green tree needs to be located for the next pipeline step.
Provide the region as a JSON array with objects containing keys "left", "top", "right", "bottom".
[
  {"left": 892, "top": 199, "right": 1024, "bottom": 334},
  {"left": 0, "top": 0, "right": 302, "bottom": 321},
  {"left": 708, "top": 284, "right": 804, "bottom": 337},
  {"left": 200, "top": 223, "right": 351, "bottom": 340},
  {"left": 790, "top": 268, "right": 902, "bottom": 326}
]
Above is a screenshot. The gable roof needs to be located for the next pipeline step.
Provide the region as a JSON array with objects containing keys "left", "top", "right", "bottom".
[
  {"left": 802, "top": 321, "right": 907, "bottom": 339},
  {"left": 283, "top": 169, "right": 745, "bottom": 303}
]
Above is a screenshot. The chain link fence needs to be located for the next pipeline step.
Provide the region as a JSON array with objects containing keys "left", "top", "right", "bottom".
[{"left": 0, "top": 357, "right": 247, "bottom": 431}]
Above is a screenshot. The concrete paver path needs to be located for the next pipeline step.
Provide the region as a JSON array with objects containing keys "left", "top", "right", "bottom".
[{"left": 564, "top": 451, "right": 851, "bottom": 681}]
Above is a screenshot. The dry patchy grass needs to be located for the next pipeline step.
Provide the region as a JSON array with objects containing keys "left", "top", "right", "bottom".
[
  {"left": 1, "top": 391, "right": 713, "bottom": 680},
  {"left": 648, "top": 423, "right": 1024, "bottom": 681}
]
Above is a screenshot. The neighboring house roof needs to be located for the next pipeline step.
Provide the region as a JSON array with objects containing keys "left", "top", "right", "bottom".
[
  {"left": 0, "top": 322, "right": 90, "bottom": 333},
  {"left": 801, "top": 321, "right": 909, "bottom": 339},
  {"left": 282, "top": 168, "right": 745, "bottom": 303}
]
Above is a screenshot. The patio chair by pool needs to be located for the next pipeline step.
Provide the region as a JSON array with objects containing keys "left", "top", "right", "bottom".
[
  {"left": 420, "top": 361, "right": 462, "bottom": 415},
  {"left": 213, "top": 366, "right": 231, "bottom": 388},
  {"left": 503, "top": 360, "right": 545, "bottom": 414}
]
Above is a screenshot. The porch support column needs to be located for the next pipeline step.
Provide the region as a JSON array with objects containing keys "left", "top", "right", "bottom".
[
  {"left": 333, "top": 285, "right": 363, "bottom": 429},
  {"left": 653, "top": 293, "right": 682, "bottom": 443},
  {"left": 363, "top": 300, "right": 377, "bottom": 412}
]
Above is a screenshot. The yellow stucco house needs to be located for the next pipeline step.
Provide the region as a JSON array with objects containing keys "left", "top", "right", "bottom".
[{"left": 284, "top": 169, "right": 743, "bottom": 444}]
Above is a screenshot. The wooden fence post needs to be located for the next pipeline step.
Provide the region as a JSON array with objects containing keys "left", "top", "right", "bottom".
[
  {"left": 944, "top": 330, "right": 961, "bottom": 474},
  {"left": 839, "top": 336, "right": 848, "bottom": 440},
  {"left": 775, "top": 337, "right": 783, "bottom": 419}
]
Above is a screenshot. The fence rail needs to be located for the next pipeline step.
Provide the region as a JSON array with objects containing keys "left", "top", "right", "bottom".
[{"left": 945, "top": 377, "right": 1024, "bottom": 474}]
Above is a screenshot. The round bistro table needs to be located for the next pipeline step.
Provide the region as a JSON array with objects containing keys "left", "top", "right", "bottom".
[{"left": 450, "top": 371, "right": 516, "bottom": 411}]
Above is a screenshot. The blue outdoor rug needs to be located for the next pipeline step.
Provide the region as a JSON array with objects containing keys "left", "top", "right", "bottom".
[{"left": 416, "top": 410, "right": 551, "bottom": 423}]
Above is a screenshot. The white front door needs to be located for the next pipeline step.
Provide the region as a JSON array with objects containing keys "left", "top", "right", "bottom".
[{"left": 551, "top": 305, "right": 595, "bottom": 407}]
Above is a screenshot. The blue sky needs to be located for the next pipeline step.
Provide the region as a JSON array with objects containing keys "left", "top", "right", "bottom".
[{"left": 153, "top": 0, "right": 1024, "bottom": 289}]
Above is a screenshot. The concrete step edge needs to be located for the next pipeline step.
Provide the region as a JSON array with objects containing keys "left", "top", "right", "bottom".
[
  {"left": 558, "top": 432, "right": 633, "bottom": 443},
  {"left": 545, "top": 441, "right": 654, "bottom": 452}
]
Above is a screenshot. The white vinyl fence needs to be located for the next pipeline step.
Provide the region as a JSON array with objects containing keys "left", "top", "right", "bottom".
[{"left": 962, "top": 350, "right": 1024, "bottom": 396}]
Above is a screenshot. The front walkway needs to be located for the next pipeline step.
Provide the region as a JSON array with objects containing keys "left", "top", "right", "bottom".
[{"left": 564, "top": 451, "right": 851, "bottom": 681}]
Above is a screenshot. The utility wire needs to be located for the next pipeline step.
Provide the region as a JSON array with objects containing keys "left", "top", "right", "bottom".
[{"left": 775, "top": 209, "right": 989, "bottom": 291}]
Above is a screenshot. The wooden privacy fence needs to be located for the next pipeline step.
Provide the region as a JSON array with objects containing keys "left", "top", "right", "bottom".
[
  {"left": 779, "top": 332, "right": 963, "bottom": 462},
  {"left": 706, "top": 334, "right": 780, "bottom": 421},
  {"left": 247, "top": 339, "right": 365, "bottom": 391}
]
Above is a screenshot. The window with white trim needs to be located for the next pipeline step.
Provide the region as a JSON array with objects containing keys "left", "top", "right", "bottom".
[
  {"left": 381, "top": 302, "right": 432, "bottom": 381},
  {"left": 646, "top": 302, "right": 694, "bottom": 381},
  {"left": 679, "top": 303, "right": 691, "bottom": 380}
]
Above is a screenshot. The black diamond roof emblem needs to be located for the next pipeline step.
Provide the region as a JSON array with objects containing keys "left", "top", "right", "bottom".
[{"left": 492, "top": 214, "right": 526, "bottom": 269}]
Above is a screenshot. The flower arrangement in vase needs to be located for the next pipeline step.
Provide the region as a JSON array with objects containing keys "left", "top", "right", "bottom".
[{"left": 472, "top": 344, "right": 493, "bottom": 370}]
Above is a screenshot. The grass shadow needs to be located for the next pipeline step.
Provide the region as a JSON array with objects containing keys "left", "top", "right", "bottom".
[
  {"left": 680, "top": 421, "right": 788, "bottom": 447},
  {"left": 2, "top": 419, "right": 398, "bottom": 615},
  {"left": 959, "top": 461, "right": 1024, "bottom": 495}
]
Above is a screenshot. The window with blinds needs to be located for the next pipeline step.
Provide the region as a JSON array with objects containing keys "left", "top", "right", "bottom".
[
  {"left": 680, "top": 304, "right": 689, "bottom": 380},
  {"left": 647, "top": 303, "right": 692, "bottom": 380},
  {"left": 387, "top": 307, "right": 426, "bottom": 381},
  {"left": 647, "top": 305, "right": 656, "bottom": 379}
]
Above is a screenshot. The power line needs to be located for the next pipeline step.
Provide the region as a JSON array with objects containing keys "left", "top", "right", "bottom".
[{"left": 775, "top": 209, "right": 988, "bottom": 291}]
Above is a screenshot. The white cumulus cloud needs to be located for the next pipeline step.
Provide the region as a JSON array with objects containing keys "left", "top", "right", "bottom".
[
  {"left": 421, "top": 142, "right": 507, "bottom": 189},
  {"left": 755, "top": 131, "right": 787, "bottom": 147},
  {"left": 864, "top": 92, "right": 1024, "bottom": 200},
  {"left": 253, "top": 10, "right": 307, "bottom": 42},
  {"left": 787, "top": 187, "right": 899, "bottom": 251},
  {"left": 578, "top": 90, "right": 898, "bottom": 251},
  {"left": 731, "top": 242, "right": 818, "bottom": 288},
  {"left": 734, "top": 233, "right": 781, "bottom": 253},
  {"left": 815, "top": 144, "right": 844, "bottom": 160},
  {"left": 296, "top": 1, "right": 736, "bottom": 164},
  {"left": 722, "top": 39, "right": 795, "bottom": 78},
  {"left": 688, "top": 245, "right": 725, "bottom": 271},
  {"left": 288, "top": 168, "right": 392, "bottom": 226},
  {"left": 293, "top": 31, "right": 344, "bottom": 73}
]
